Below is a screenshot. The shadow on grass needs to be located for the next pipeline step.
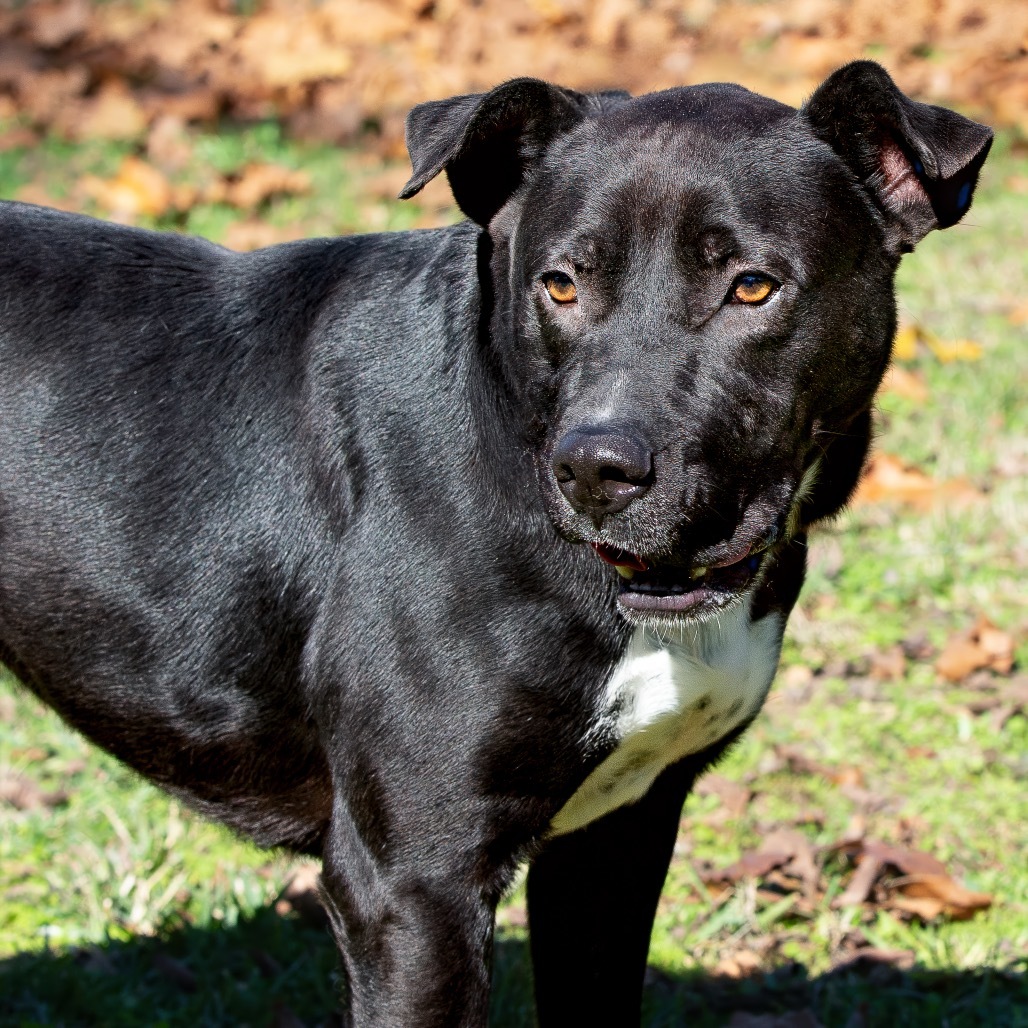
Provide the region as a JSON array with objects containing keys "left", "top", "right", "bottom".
[{"left": 1, "top": 915, "right": 1025, "bottom": 1028}]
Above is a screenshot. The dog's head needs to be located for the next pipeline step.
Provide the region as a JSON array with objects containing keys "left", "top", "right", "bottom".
[{"left": 401, "top": 62, "right": 991, "bottom": 625}]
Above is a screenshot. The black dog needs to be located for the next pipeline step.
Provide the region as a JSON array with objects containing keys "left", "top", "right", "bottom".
[{"left": 0, "top": 61, "right": 990, "bottom": 1025}]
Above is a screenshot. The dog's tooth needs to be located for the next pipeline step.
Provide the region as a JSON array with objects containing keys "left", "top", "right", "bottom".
[
  {"left": 690, "top": 566, "right": 708, "bottom": 579},
  {"left": 615, "top": 565, "right": 635, "bottom": 580}
]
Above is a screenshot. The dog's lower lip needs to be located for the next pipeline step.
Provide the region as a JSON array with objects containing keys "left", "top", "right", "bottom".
[{"left": 618, "top": 588, "right": 709, "bottom": 613}]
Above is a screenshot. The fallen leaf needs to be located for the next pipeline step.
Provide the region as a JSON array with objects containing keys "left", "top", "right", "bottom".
[
  {"left": 0, "top": 125, "right": 39, "bottom": 152},
  {"left": 146, "top": 115, "right": 194, "bottom": 172},
  {"left": 891, "top": 323, "right": 920, "bottom": 361},
  {"left": 695, "top": 773, "right": 751, "bottom": 817},
  {"left": 936, "top": 617, "right": 1015, "bottom": 681},
  {"left": 888, "top": 872, "right": 993, "bottom": 920},
  {"left": 924, "top": 336, "right": 984, "bottom": 363},
  {"left": 716, "top": 948, "right": 762, "bottom": 978},
  {"left": 79, "top": 156, "right": 172, "bottom": 221},
  {"left": 0, "top": 773, "right": 69, "bottom": 810},
  {"left": 851, "top": 453, "right": 979, "bottom": 510},
  {"left": 833, "top": 854, "right": 883, "bottom": 908},
  {"left": 24, "top": 0, "right": 90, "bottom": 49},
  {"left": 224, "top": 164, "right": 311, "bottom": 211},
  {"left": 275, "top": 863, "right": 327, "bottom": 927},
  {"left": 222, "top": 219, "right": 306, "bottom": 252},
  {"left": 774, "top": 745, "right": 864, "bottom": 788},
  {"left": 71, "top": 80, "right": 148, "bottom": 142},
  {"left": 832, "top": 948, "right": 916, "bottom": 972},
  {"left": 14, "top": 183, "right": 80, "bottom": 212},
  {"left": 888, "top": 894, "right": 945, "bottom": 920},
  {"left": 879, "top": 364, "right": 929, "bottom": 402},
  {"left": 869, "top": 645, "right": 906, "bottom": 681}
]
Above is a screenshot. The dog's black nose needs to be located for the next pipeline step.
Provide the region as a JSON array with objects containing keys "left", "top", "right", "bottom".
[{"left": 552, "top": 428, "right": 653, "bottom": 517}]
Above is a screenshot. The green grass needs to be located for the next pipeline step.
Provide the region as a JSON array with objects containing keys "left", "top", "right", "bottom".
[{"left": 1, "top": 124, "right": 1026, "bottom": 1027}]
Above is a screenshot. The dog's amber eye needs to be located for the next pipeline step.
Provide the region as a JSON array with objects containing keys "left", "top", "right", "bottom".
[
  {"left": 544, "top": 273, "right": 578, "bottom": 304},
  {"left": 731, "top": 274, "right": 776, "bottom": 305}
]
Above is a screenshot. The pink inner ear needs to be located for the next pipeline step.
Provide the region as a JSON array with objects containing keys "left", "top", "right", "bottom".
[{"left": 878, "top": 135, "right": 927, "bottom": 212}]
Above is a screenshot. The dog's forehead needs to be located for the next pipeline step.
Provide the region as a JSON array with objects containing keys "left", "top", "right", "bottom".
[
  {"left": 526, "top": 88, "right": 843, "bottom": 265},
  {"left": 601, "top": 82, "right": 796, "bottom": 136}
]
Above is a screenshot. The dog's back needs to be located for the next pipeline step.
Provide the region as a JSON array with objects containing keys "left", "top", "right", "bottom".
[{"left": 0, "top": 203, "right": 487, "bottom": 849}]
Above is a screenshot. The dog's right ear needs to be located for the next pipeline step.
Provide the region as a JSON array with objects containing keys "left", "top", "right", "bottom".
[
  {"left": 804, "top": 61, "right": 992, "bottom": 253},
  {"left": 399, "top": 79, "right": 604, "bottom": 227}
]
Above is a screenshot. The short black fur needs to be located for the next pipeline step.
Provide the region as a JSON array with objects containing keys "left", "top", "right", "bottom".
[{"left": 0, "top": 61, "right": 990, "bottom": 1026}]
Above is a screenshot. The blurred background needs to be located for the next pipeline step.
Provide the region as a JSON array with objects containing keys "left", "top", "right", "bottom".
[
  {"left": 0, "top": 0, "right": 1026, "bottom": 234},
  {"left": 0, "top": 2, "right": 1026, "bottom": 1027}
]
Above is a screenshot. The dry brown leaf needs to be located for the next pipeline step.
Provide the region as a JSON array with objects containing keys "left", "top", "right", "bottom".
[
  {"left": 235, "top": 14, "right": 352, "bottom": 89},
  {"left": 936, "top": 617, "right": 1015, "bottom": 682},
  {"left": 832, "top": 947, "right": 916, "bottom": 972},
  {"left": 702, "top": 849, "right": 789, "bottom": 885},
  {"left": 0, "top": 125, "right": 39, "bottom": 152},
  {"left": 833, "top": 854, "right": 883, "bottom": 908},
  {"left": 225, "top": 164, "right": 311, "bottom": 211},
  {"left": 715, "top": 948, "right": 762, "bottom": 978},
  {"left": 851, "top": 453, "right": 979, "bottom": 510},
  {"left": 222, "top": 219, "right": 306, "bottom": 252},
  {"left": 861, "top": 840, "right": 948, "bottom": 876},
  {"left": 774, "top": 745, "right": 864, "bottom": 788},
  {"left": 71, "top": 80, "right": 148, "bottom": 142},
  {"left": 891, "top": 323, "right": 920, "bottom": 361},
  {"left": 924, "top": 336, "right": 984, "bottom": 364},
  {"left": 24, "top": 0, "right": 90, "bottom": 49},
  {"left": 13, "top": 183, "right": 80, "bottom": 213},
  {"left": 146, "top": 115, "right": 194, "bottom": 172},
  {"left": 936, "top": 637, "right": 987, "bottom": 682},
  {"left": 275, "top": 863, "right": 328, "bottom": 927},
  {"left": 888, "top": 894, "right": 945, "bottom": 920},
  {"left": 79, "top": 156, "right": 172, "bottom": 221},
  {"left": 694, "top": 773, "right": 751, "bottom": 817},
  {"left": 889, "top": 872, "right": 992, "bottom": 920},
  {"left": 869, "top": 645, "right": 906, "bottom": 681},
  {"left": 0, "top": 773, "right": 69, "bottom": 810},
  {"left": 879, "top": 364, "right": 929, "bottom": 402}
]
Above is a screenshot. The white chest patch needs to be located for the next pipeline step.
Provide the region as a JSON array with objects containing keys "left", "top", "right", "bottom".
[{"left": 551, "top": 598, "right": 783, "bottom": 836}]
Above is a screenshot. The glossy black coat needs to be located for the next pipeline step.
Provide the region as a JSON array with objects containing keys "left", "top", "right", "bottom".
[{"left": 0, "top": 61, "right": 990, "bottom": 1025}]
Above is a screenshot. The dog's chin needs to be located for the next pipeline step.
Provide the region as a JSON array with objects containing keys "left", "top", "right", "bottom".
[{"left": 591, "top": 542, "right": 770, "bottom": 628}]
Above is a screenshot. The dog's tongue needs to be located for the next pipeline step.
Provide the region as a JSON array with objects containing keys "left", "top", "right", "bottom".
[{"left": 590, "top": 543, "right": 648, "bottom": 571}]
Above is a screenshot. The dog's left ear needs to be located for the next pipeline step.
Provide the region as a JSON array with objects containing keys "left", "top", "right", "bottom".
[
  {"left": 399, "top": 79, "right": 615, "bottom": 226},
  {"left": 803, "top": 61, "right": 992, "bottom": 251}
]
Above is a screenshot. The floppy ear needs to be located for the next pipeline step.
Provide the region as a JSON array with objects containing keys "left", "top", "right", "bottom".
[
  {"left": 399, "top": 79, "right": 611, "bottom": 226},
  {"left": 803, "top": 61, "right": 992, "bottom": 252}
]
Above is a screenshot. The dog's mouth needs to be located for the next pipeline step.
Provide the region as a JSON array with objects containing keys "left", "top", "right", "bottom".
[{"left": 591, "top": 541, "right": 769, "bottom": 620}]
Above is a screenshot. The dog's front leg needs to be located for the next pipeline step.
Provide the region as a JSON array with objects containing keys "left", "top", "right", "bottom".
[
  {"left": 528, "top": 757, "right": 700, "bottom": 1027},
  {"left": 319, "top": 794, "right": 497, "bottom": 1028}
]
